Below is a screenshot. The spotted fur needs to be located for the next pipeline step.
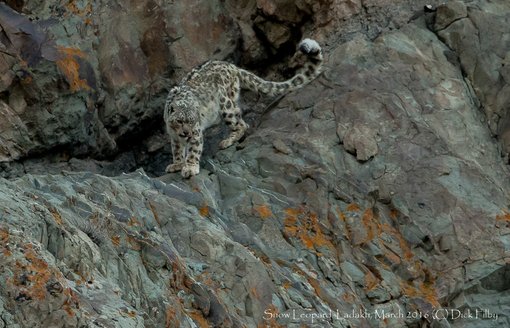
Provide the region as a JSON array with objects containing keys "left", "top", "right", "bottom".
[{"left": 164, "top": 38, "right": 323, "bottom": 178}]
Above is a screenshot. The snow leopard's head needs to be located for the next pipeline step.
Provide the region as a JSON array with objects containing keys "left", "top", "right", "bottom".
[{"left": 165, "top": 88, "right": 200, "bottom": 139}]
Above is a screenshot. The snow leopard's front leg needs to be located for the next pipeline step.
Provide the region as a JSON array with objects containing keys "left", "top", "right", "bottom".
[
  {"left": 166, "top": 136, "right": 186, "bottom": 173},
  {"left": 181, "top": 128, "right": 203, "bottom": 178}
]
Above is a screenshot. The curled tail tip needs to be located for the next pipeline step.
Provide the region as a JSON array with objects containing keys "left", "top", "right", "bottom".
[{"left": 299, "top": 38, "right": 321, "bottom": 55}]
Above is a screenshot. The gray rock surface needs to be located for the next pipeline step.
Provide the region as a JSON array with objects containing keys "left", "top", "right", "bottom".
[{"left": 0, "top": 0, "right": 510, "bottom": 327}]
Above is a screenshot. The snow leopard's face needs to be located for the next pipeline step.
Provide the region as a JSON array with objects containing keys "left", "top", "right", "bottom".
[
  {"left": 167, "top": 107, "right": 199, "bottom": 140},
  {"left": 166, "top": 90, "right": 201, "bottom": 139},
  {"left": 168, "top": 114, "right": 196, "bottom": 139}
]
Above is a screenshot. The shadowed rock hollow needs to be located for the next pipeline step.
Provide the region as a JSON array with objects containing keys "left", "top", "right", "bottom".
[{"left": 0, "top": 0, "right": 509, "bottom": 327}]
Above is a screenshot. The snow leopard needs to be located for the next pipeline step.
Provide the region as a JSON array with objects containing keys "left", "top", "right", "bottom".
[{"left": 164, "top": 38, "right": 323, "bottom": 178}]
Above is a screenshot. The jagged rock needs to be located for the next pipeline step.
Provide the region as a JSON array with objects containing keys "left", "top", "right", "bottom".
[
  {"left": 434, "top": 1, "right": 467, "bottom": 31},
  {"left": 0, "top": 0, "right": 241, "bottom": 161},
  {"left": 342, "top": 124, "right": 379, "bottom": 161},
  {"left": 0, "top": 101, "right": 32, "bottom": 161},
  {"left": 435, "top": 0, "right": 510, "bottom": 159}
]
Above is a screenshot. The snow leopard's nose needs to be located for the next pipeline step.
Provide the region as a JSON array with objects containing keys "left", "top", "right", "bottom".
[{"left": 179, "top": 131, "right": 190, "bottom": 138}]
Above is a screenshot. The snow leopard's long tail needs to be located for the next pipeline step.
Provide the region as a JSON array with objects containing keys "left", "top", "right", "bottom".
[{"left": 237, "top": 38, "right": 323, "bottom": 96}]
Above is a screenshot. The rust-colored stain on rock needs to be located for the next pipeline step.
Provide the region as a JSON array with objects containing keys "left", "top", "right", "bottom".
[{"left": 56, "top": 46, "right": 91, "bottom": 92}]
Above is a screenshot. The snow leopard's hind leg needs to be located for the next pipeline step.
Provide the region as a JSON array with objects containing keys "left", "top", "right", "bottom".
[{"left": 219, "top": 79, "right": 248, "bottom": 149}]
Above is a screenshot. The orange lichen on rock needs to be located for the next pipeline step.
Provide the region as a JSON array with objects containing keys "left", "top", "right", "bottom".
[
  {"left": 128, "top": 217, "right": 140, "bottom": 227},
  {"left": 250, "top": 286, "right": 260, "bottom": 300},
  {"left": 12, "top": 244, "right": 52, "bottom": 301},
  {"left": 49, "top": 207, "right": 64, "bottom": 225},
  {"left": 307, "top": 277, "right": 339, "bottom": 309},
  {"left": 396, "top": 233, "right": 414, "bottom": 261},
  {"left": 21, "top": 75, "right": 33, "bottom": 85},
  {"left": 496, "top": 211, "right": 510, "bottom": 222},
  {"left": 165, "top": 304, "right": 181, "bottom": 328},
  {"left": 361, "top": 208, "right": 381, "bottom": 243},
  {"left": 400, "top": 281, "right": 440, "bottom": 307},
  {"left": 346, "top": 203, "right": 361, "bottom": 212},
  {"left": 5, "top": 238, "right": 80, "bottom": 317},
  {"left": 364, "top": 272, "right": 379, "bottom": 291},
  {"left": 58, "top": 46, "right": 87, "bottom": 58},
  {"left": 56, "top": 46, "right": 91, "bottom": 92},
  {"left": 342, "top": 292, "right": 356, "bottom": 303},
  {"left": 62, "top": 288, "right": 80, "bottom": 317},
  {"left": 196, "top": 271, "right": 216, "bottom": 289},
  {"left": 285, "top": 208, "right": 301, "bottom": 217},
  {"left": 63, "top": 299, "right": 76, "bottom": 317},
  {"left": 283, "top": 209, "right": 300, "bottom": 236},
  {"left": 3, "top": 248, "right": 12, "bottom": 256},
  {"left": 66, "top": 0, "right": 93, "bottom": 17},
  {"left": 350, "top": 205, "right": 415, "bottom": 262},
  {"left": 381, "top": 248, "right": 402, "bottom": 265},
  {"left": 0, "top": 228, "right": 11, "bottom": 256},
  {"left": 199, "top": 205, "right": 210, "bottom": 217},
  {"left": 344, "top": 206, "right": 382, "bottom": 246},
  {"left": 380, "top": 223, "right": 414, "bottom": 261},
  {"left": 24, "top": 247, "right": 51, "bottom": 300},
  {"left": 253, "top": 204, "right": 273, "bottom": 219},
  {"left": 187, "top": 309, "right": 210, "bottom": 328},
  {"left": 336, "top": 208, "right": 346, "bottom": 221},
  {"left": 148, "top": 201, "right": 161, "bottom": 225},
  {"left": 127, "top": 236, "right": 142, "bottom": 251},
  {"left": 283, "top": 208, "right": 335, "bottom": 252},
  {"left": 0, "top": 227, "right": 9, "bottom": 244},
  {"left": 111, "top": 235, "right": 121, "bottom": 246}
]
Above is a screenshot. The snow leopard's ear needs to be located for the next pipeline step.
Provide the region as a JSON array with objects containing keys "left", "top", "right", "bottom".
[
  {"left": 170, "top": 86, "right": 180, "bottom": 100},
  {"left": 165, "top": 87, "right": 179, "bottom": 114}
]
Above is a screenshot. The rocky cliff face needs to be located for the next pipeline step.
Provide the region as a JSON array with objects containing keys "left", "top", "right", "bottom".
[{"left": 0, "top": 0, "right": 509, "bottom": 327}]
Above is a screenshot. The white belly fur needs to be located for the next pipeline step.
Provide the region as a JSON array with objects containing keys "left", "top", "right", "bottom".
[{"left": 201, "top": 101, "right": 221, "bottom": 129}]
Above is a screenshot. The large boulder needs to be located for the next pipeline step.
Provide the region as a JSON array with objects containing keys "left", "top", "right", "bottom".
[{"left": 434, "top": 0, "right": 510, "bottom": 161}]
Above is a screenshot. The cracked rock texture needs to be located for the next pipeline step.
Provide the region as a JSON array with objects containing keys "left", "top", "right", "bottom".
[{"left": 0, "top": 0, "right": 510, "bottom": 327}]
